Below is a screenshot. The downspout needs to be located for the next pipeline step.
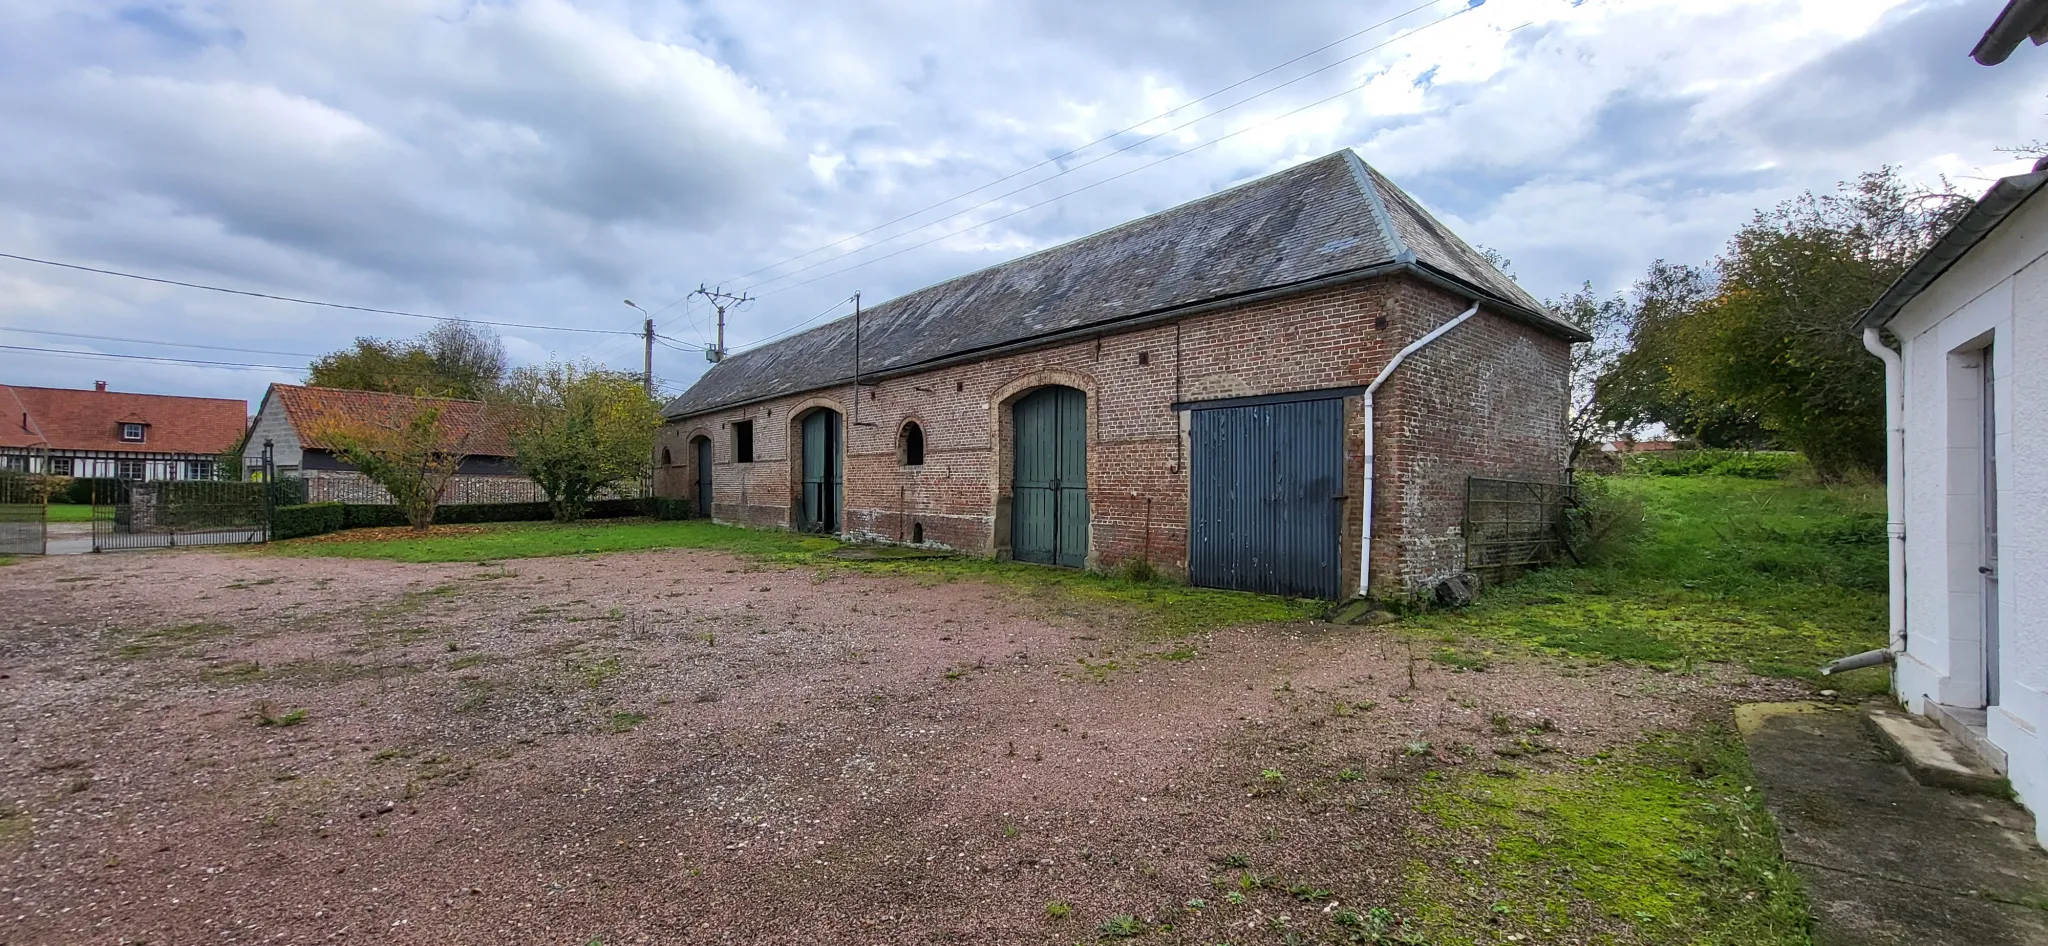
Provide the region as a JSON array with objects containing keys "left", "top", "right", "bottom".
[
  {"left": 1359, "top": 301, "right": 1480, "bottom": 598},
  {"left": 1825, "top": 328, "right": 1906, "bottom": 674}
]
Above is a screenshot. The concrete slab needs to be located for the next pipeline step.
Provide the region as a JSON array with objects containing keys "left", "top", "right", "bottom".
[
  {"left": 1867, "top": 705, "right": 2008, "bottom": 795},
  {"left": 1743, "top": 702, "right": 2048, "bottom": 946}
]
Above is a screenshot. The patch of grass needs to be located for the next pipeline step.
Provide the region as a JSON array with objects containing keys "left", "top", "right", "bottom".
[
  {"left": 569, "top": 654, "right": 624, "bottom": 688},
  {"left": 112, "top": 621, "right": 234, "bottom": 659},
  {"left": 45, "top": 503, "right": 93, "bottom": 523},
  {"left": 0, "top": 556, "right": 14, "bottom": 567},
  {"left": 1429, "top": 646, "right": 1492, "bottom": 672},
  {"left": 1407, "top": 725, "right": 1810, "bottom": 945},
  {"left": 849, "top": 553, "right": 1320, "bottom": 636},
  {"left": 1096, "top": 914, "right": 1145, "bottom": 938},
  {"left": 604, "top": 711, "right": 649, "bottom": 733},
  {"left": 1044, "top": 900, "right": 1073, "bottom": 921},
  {"left": 1412, "top": 475, "right": 1889, "bottom": 693},
  {"left": 271, "top": 518, "right": 838, "bottom": 563},
  {"left": 252, "top": 702, "right": 308, "bottom": 727}
]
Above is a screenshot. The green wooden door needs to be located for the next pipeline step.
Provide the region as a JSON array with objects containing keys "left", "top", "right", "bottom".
[
  {"left": 693, "top": 437, "right": 713, "bottom": 518},
  {"left": 1011, "top": 386, "right": 1088, "bottom": 567},
  {"left": 800, "top": 409, "right": 841, "bottom": 532}
]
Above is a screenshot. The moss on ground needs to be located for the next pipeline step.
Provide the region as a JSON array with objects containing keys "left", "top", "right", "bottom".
[
  {"left": 1406, "top": 726, "right": 1811, "bottom": 946},
  {"left": 1410, "top": 475, "right": 1890, "bottom": 694}
]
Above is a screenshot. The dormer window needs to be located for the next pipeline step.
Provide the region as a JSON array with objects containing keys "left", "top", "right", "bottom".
[{"left": 120, "top": 423, "right": 146, "bottom": 443}]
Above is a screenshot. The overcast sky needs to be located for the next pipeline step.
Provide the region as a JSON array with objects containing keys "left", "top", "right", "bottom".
[{"left": 1, "top": 0, "right": 2043, "bottom": 408}]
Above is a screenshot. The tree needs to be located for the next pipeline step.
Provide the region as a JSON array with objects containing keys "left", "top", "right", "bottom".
[
  {"left": 505, "top": 363, "right": 662, "bottom": 522},
  {"left": 304, "top": 398, "right": 477, "bottom": 531},
  {"left": 1657, "top": 168, "right": 1969, "bottom": 477},
  {"left": 307, "top": 322, "right": 506, "bottom": 399},
  {"left": 1548, "top": 282, "right": 1630, "bottom": 463},
  {"left": 1594, "top": 261, "right": 1773, "bottom": 449}
]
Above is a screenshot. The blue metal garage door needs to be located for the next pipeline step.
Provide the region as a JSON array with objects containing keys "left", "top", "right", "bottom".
[{"left": 1189, "top": 396, "right": 1344, "bottom": 598}]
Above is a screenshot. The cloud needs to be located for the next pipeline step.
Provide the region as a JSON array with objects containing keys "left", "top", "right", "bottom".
[{"left": 0, "top": 0, "right": 2042, "bottom": 403}]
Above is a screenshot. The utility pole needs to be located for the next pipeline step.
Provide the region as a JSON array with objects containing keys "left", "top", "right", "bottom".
[
  {"left": 623, "top": 300, "right": 656, "bottom": 396},
  {"left": 689, "top": 284, "right": 753, "bottom": 363}
]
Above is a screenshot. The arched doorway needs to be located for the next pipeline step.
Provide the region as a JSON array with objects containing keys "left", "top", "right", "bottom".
[
  {"left": 796, "top": 408, "right": 843, "bottom": 533},
  {"left": 1010, "top": 385, "right": 1087, "bottom": 567},
  {"left": 690, "top": 436, "right": 712, "bottom": 518}
]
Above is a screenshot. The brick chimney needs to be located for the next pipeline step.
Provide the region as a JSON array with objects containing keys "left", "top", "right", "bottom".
[{"left": 94, "top": 381, "right": 107, "bottom": 392}]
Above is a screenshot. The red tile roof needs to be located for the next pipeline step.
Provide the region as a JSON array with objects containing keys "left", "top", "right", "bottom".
[
  {"left": 269, "top": 384, "right": 516, "bottom": 458},
  {"left": 0, "top": 385, "right": 43, "bottom": 449},
  {"left": 0, "top": 384, "right": 247, "bottom": 455}
]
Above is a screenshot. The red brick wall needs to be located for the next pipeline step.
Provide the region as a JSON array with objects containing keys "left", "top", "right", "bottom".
[{"left": 656, "top": 273, "right": 1571, "bottom": 597}]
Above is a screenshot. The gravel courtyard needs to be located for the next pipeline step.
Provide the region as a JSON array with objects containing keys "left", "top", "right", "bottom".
[{"left": 0, "top": 548, "right": 1796, "bottom": 945}]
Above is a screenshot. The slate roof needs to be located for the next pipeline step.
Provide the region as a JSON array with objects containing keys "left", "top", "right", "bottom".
[
  {"left": 665, "top": 150, "right": 1584, "bottom": 419},
  {"left": 0, "top": 384, "right": 246, "bottom": 455},
  {"left": 267, "top": 384, "right": 517, "bottom": 458},
  {"left": 1857, "top": 160, "right": 2048, "bottom": 331},
  {"left": 1974, "top": 0, "right": 2048, "bottom": 65}
]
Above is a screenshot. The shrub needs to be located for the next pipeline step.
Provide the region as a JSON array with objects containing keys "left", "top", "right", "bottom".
[
  {"left": 650, "top": 497, "right": 696, "bottom": 521},
  {"left": 61, "top": 477, "right": 129, "bottom": 505},
  {"left": 1564, "top": 475, "right": 1647, "bottom": 564},
  {"left": 1623, "top": 449, "right": 1804, "bottom": 479},
  {"left": 331, "top": 497, "right": 650, "bottom": 530},
  {"left": 272, "top": 502, "right": 346, "bottom": 540}
]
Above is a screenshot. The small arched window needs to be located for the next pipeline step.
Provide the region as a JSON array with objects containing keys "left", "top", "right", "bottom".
[
  {"left": 901, "top": 422, "right": 926, "bottom": 467},
  {"left": 660, "top": 447, "right": 673, "bottom": 466}
]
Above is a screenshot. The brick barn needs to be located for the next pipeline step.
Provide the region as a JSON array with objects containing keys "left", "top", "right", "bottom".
[{"left": 657, "top": 151, "right": 1588, "bottom": 599}]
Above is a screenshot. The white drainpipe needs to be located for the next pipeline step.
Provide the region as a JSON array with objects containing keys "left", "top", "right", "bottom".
[
  {"left": 1863, "top": 327, "right": 1908, "bottom": 653},
  {"left": 1359, "top": 301, "right": 1480, "bottom": 598}
]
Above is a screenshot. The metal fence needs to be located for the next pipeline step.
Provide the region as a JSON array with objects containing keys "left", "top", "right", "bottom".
[
  {"left": 92, "top": 480, "right": 270, "bottom": 552},
  {"left": 1464, "top": 476, "right": 1572, "bottom": 580},
  {"left": 0, "top": 474, "right": 45, "bottom": 556}
]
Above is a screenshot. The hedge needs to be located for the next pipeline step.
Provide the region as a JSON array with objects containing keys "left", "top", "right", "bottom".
[
  {"left": 650, "top": 497, "right": 697, "bottom": 521},
  {"left": 274, "top": 497, "right": 657, "bottom": 539},
  {"left": 1622, "top": 449, "right": 1805, "bottom": 479},
  {"left": 273, "top": 502, "right": 347, "bottom": 540},
  {"left": 60, "top": 477, "right": 129, "bottom": 505}
]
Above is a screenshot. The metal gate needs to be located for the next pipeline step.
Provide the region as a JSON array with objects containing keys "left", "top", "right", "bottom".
[
  {"left": 0, "top": 474, "right": 46, "bottom": 556},
  {"left": 799, "top": 409, "right": 842, "bottom": 533},
  {"left": 92, "top": 480, "right": 270, "bottom": 552},
  {"left": 1011, "top": 386, "right": 1088, "bottom": 568},
  {"left": 1463, "top": 476, "right": 1570, "bottom": 579},
  {"left": 1188, "top": 397, "right": 1344, "bottom": 598}
]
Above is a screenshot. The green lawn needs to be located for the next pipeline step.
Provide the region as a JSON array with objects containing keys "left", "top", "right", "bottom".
[
  {"left": 269, "top": 517, "right": 1320, "bottom": 635},
  {"left": 1413, "top": 474, "right": 1889, "bottom": 692},
  {"left": 46, "top": 504, "right": 92, "bottom": 522},
  {"left": 270, "top": 518, "right": 839, "bottom": 563}
]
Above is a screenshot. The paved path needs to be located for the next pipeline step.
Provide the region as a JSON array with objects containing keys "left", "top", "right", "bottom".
[{"left": 1740, "top": 702, "right": 2048, "bottom": 945}]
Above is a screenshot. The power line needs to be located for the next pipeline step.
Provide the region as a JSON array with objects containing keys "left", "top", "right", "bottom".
[
  {"left": 1, "top": 343, "right": 301, "bottom": 372},
  {"left": 727, "top": 293, "right": 858, "bottom": 355},
  {"left": 0, "top": 326, "right": 319, "bottom": 358},
  {"left": 643, "top": 0, "right": 1446, "bottom": 323},
  {"left": 731, "top": 0, "right": 1460, "bottom": 297},
  {"left": 753, "top": 14, "right": 1523, "bottom": 304},
  {"left": 0, "top": 252, "right": 641, "bottom": 337}
]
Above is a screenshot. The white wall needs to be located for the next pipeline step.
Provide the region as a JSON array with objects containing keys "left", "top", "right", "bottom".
[
  {"left": 241, "top": 390, "right": 304, "bottom": 475},
  {"left": 1888, "top": 188, "right": 2047, "bottom": 844}
]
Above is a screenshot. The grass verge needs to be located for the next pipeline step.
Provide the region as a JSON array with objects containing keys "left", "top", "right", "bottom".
[
  {"left": 46, "top": 504, "right": 93, "bottom": 523},
  {"left": 270, "top": 517, "right": 1321, "bottom": 635},
  {"left": 1411, "top": 475, "right": 1889, "bottom": 693},
  {"left": 1407, "top": 725, "right": 1811, "bottom": 945}
]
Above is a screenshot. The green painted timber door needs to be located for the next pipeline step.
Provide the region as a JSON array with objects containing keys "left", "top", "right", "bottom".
[
  {"left": 800, "top": 409, "right": 842, "bottom": 533},
  {"left": 693, "top": 437, "right": 713, "bottom": 518},
  {"left": 1011, "top": 386, "right": 1088, "bottom": 567}
]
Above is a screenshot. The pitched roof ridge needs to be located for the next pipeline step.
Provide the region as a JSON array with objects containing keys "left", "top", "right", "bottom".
[
  {"left": 707, "top": 153, "right": 1361, "bottom": 372},
  {"left": 1342, "top": 150, "right": 1414, "bottom": 265},
  {"left": 6, "top": 384, "right": 246, "bottom": 404}
]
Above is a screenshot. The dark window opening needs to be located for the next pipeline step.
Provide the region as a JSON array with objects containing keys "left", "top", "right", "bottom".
[
  {"left": 912, "top": 522, "right": 924, "bottom": 544},
  {"left": 1137, "top": 351, "right": 1150, "bottom": 365},
  {"left": 116, "top": 458, "right": 146, "bottom": 480},
  {"left": 48, "top": 456, "right": 72, "bottom": 476},
  {"left": 733, "top": 420, "right": 755, "bottom": 463},
  {"left": 901, "top": 422, "right": 925, "bottom": 466},
  {"left": 955, "top": 381, "right": 964, "bottom": 393},
  {"left": 120, "top": 423, "right": 146, "bottom": 443},
  {"left": 661, "top": 447, "right": 673, "bottom": 466}
]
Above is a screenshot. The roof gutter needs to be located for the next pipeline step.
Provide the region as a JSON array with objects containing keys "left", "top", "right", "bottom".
[{"left": 666, "top": 261, "right": 1583, "bottom": 420}]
